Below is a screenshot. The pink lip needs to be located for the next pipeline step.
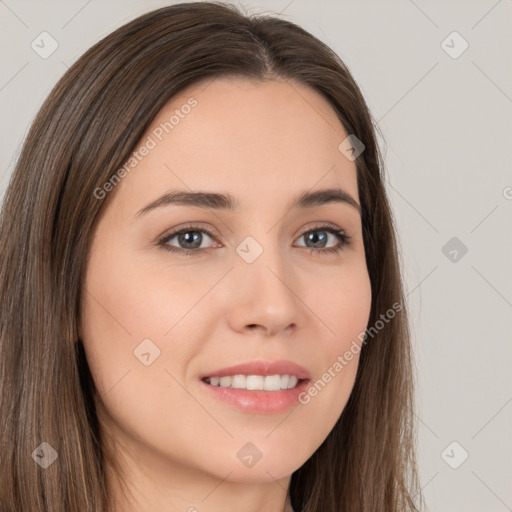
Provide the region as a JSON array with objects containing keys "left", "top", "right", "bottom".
[
  {"left": 199, "top": 360, "right": 311, "bottom": 414},
  {"left": 200, "top": 360, "right": 311, "bottom": 380},
  {"left": 200, "top": 379, "right": 310, "bottom": 414}
]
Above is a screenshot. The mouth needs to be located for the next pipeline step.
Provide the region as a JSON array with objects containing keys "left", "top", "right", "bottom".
[
  {"left": 202, "top": 374, "right": 305, "bottom": 391},
  {"left": 199, "top": 360, "right": 311, "bottom": 414}
]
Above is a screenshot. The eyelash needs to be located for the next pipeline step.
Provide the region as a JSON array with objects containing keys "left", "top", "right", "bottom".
[{"left": 157, "top": 223, "right": 352, "bottom": 257}]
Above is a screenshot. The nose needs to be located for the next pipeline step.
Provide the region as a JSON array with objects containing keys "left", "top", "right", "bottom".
[{"left": 226, "top": 241, "right": 303, "bottom": 337}]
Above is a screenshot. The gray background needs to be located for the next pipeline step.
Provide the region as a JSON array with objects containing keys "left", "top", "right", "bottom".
[{"left": 1, "top": 1, "right": 511, "bottom": 510}]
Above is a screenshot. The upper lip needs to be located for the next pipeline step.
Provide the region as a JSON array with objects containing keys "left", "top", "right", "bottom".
[{"left": 200, "top": 360, "right": 311, "bottom": 380}]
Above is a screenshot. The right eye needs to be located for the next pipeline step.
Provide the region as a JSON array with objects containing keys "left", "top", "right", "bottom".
[{"left": 158, "top": 225, "right": 219, "bottom": 256}]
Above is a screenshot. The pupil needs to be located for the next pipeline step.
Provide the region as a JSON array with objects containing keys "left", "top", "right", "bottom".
[
  {"left": 179, "top": 231, "right": 201, "bottom": 249},
  {"left": 307, "top": 231, "right": 326, "bottom": 248}
]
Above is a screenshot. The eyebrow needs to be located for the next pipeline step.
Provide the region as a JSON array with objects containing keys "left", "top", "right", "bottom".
[{"left": 134, "top": 187, "right": 361, "bottom": 219}]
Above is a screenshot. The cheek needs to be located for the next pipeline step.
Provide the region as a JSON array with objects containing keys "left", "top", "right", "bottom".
[
  {"left": 306, "top": 256, "right": 372, "bottom": 348},
  {"left": 80, "top": 239, "right": 223, "bottom": 423},
  {"left": 331, "top": 267, "right": 372, "bottom": 352},
  {"left": 80, "top": 245, "right": 207, "bottom": 466},
  {"left": 80, "top": 240, "right": 175, "bottom": 403},
  {"left": 81, "top": 243, "right": 206, "bottom": 361},
  {"left": 285, "top": 261, "right": 371, "bottom": 449}
]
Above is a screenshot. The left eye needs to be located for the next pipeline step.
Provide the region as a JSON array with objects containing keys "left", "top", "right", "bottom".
[{"left": 158, "top": 223, "right": 351, "bottom": 256}]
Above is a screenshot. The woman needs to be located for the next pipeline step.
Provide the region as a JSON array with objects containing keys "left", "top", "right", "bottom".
[{"left": 0, "top": 2, "right": 423, "bottom": 511}]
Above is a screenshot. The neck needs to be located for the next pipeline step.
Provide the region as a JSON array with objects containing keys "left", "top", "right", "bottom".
[{"left": 104, "top": 444, "right": 293, "bottom": 512}]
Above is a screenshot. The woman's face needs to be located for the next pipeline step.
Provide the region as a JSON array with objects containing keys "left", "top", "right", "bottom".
[{"left": 81, "top": 77, "right": 372, "bottom": 490}]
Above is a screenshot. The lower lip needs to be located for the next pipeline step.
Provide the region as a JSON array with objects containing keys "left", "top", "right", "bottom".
[{"left": 199, "top": 378, "right": 310, "bottom": 414}]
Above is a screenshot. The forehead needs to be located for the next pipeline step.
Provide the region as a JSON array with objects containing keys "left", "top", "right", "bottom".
[{"left": 112, "top": 77, "right": 359, "bottom": 214}]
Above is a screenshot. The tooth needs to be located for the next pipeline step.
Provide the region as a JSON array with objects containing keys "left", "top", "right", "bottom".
[
  {"left": 287, "top": 376, "right": 298, "bottom": 389},
  {"left": 246, "top": 375, "right": 264, "bottom": 390},
  {"left": 264, "top": 375, "right": 281, "bottom": 391},
  {"left": 206, "top": 374, "right": 302, "bottom": 390},
  {"left": 231, "top": 375, "right": 246, "bottom": 388},
  {"left": 219, "top": 376, "right": 232, "bottom": 388}
]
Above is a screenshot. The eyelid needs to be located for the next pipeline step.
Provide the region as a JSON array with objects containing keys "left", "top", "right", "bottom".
[{"left": 158, "top": 222, "right": 220, "bottom": 242}]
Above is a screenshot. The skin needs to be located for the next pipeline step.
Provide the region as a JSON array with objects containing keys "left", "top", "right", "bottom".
[{"left": 81, "top": 76, "right": 372, "bottom": 512}]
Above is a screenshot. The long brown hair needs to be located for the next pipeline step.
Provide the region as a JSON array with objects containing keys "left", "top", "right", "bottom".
[{"left": 0, "top": 2, "right": 424, "bottom": 510}]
